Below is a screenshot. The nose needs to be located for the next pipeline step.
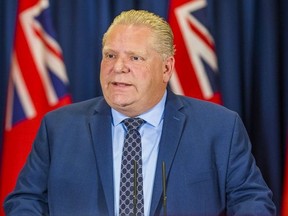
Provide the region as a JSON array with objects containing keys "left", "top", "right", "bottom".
[{"left": 114, "top": 57, "right": 129, "bottom": 73}]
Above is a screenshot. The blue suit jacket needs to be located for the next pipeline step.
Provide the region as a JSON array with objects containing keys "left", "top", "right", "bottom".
[{"left": 4, "top": 91, "right": 276, "bottom": 215}]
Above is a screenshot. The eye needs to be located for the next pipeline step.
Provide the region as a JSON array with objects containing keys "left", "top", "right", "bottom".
[
  {"left": 104, "top": 53, "right": 116, "bottom": 59},
  {"left": 131, "top": 56, "right": 144, "bottom": 61}
]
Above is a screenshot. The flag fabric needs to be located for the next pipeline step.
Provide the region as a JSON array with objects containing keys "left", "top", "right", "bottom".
[
  {"left": 280, "top": 0, "right": 288, "bottom": 213},
  {"left": 168, "top": 0, "right": 221, "bottom": 104},
  {"left": 0, "top": 0, "right": 71, "bottom": 214}
]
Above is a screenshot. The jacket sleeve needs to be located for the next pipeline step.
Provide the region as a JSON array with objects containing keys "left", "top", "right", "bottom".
[
  {"left": 4, "top": 117, "right": 50, "bottom": 215},
  {"left": 225, "top": 114, "right": 276, "bottom": 215}
]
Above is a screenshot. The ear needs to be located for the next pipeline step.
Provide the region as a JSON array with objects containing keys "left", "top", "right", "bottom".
[{"left": 163, "top": 56, "right": 175, "bottom": 83}]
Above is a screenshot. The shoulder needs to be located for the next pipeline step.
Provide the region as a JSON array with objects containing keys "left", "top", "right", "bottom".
[
  {"left": 44, "top": 96, "right": 108, "bottom": 121},
  {"left": 168, "top": 92, "right": 238, "bottom": 120},
  {"left": 166, "top": 92, "right": 244, "bottom": 134}
]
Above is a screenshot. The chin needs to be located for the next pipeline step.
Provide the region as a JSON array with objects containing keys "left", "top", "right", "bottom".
[
  {"left": 114, "top": 101, "right": 131, "bottom": 108},
  {"left": 110, "top": 95, "right": 133, "bottom": 106}
]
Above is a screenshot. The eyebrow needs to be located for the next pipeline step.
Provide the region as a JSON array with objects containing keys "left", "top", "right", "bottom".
[
  {"left": 103, "top": 47, "right": 148, "bottom": 57},
  {"left": 102, "top": 48, "right": 115, "bottom": 53},
  {"left": 125, "top": 50, "right": 147, "bottom": 57}
]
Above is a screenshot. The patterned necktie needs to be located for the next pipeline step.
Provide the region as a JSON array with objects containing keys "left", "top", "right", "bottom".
[{"left": 119, "top": 118, "right": 145, "bottom": 216}]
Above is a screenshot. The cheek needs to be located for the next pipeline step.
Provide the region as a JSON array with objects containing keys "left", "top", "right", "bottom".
[
  {"left": 139, "top": 75, "right": 160, "bottom": 92},
  {"left": 100, "top": 72, "right": 109, "bottom": 89},
  {"left": 100, "top": 65, "right": 112, "bottom": 81},
  {"left": 101, "top": 60, "right": 113, "bottom": 73}
]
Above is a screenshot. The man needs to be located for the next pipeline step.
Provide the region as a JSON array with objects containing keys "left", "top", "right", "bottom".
[{"left": 4, "top": 10, "right": 276, "bottom": 215}]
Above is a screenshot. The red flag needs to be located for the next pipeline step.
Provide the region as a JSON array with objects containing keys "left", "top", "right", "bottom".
[
  {"left": 168, "top": 0, "right": 221, "bottom": 104},
  {"left": 282, "top": 130, "right": 288, "bottom": 216},
  {"left": 0, "top": 0, "right": 71, "bottom": 214}
]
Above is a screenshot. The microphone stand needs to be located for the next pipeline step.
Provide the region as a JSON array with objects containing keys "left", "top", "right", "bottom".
[
  {"left": 162, "top": 161, "right": 167, "bottom": 216},
  {"left": 134, "top": 160, "right": 137, "bottom": 216}
]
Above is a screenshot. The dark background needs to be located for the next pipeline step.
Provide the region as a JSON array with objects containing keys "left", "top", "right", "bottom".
[{"left": 1, "top": 0, "right": 288, "bottom": 212}]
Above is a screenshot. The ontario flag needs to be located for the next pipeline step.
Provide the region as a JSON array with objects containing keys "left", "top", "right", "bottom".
[
  {"left": 282, "top": 129, "right": 288, "bottom": 215},
  {"left": 168, "top": 0, "right": 222, "bottom": 104},
  {"left": 0, "top": 0, "right": 71, "bottom": 214}
]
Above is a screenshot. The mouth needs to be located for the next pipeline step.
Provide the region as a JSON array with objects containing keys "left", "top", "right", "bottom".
[{"left": 111, "top": 81, "right": 132, "bottom": 87}]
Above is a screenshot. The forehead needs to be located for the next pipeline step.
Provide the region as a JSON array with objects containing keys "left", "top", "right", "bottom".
[{"left": 104, "top": 24, "right": 155, "bottom": 47}]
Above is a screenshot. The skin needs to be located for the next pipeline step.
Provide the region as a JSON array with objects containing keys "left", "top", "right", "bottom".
[{"left": 100, "top": 24, "right": 175, "bottom": 117}]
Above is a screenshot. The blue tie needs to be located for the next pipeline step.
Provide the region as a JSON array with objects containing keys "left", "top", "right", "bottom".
[{"left": 119, "top": 118, "right": 145, "bottom": 216}]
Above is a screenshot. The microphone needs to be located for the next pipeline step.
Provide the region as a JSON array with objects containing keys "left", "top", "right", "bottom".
[
  {"left": 133, "top": 160, "right": 137, "bottom": 216},
  {"left": 162, "top": 161, "right": 167, "bottom": 216}
]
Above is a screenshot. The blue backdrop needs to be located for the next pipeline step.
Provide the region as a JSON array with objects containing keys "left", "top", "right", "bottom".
[{"left": 1, "top": 0, "right": 287, "bottom": 212}]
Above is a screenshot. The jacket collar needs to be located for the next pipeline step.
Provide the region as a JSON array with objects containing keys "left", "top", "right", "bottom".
[
  {"left": 149, "top": 90, "right": 186, "bottom": 215},
  {"left": 88, "top": 98, "right": 115, "bottom": 216},
  {"left": 88, "top": 91, "right": 186, "bottom": 216}
]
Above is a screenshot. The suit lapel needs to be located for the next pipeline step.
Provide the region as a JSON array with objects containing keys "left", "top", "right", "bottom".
[
  {"left": 88, "top": 99, "right": 114, "bottom": 216},
  {"left": 150, "top": 92, "right": 186, "bottom": 215},
  {"left": 87, "top": 93, "right": 186, "bottom": 216}
]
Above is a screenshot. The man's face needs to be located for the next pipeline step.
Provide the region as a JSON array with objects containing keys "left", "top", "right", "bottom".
[{"left": 100, "top": 24, "right": 174, "bottom": 117}]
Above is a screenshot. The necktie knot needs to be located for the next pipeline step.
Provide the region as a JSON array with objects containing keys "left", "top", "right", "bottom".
[{"left": 123, "top": 118, "right": 145, "bottom": 131}]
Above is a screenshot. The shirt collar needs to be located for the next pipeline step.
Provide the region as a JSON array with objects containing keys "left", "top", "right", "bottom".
[{"left": 111, "top": 90, "right": 167, "bottom": 127}]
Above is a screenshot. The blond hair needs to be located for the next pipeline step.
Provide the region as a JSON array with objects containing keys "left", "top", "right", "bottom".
[{"left": 102, "top": 10, "right": 175, "bottom": 59}]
